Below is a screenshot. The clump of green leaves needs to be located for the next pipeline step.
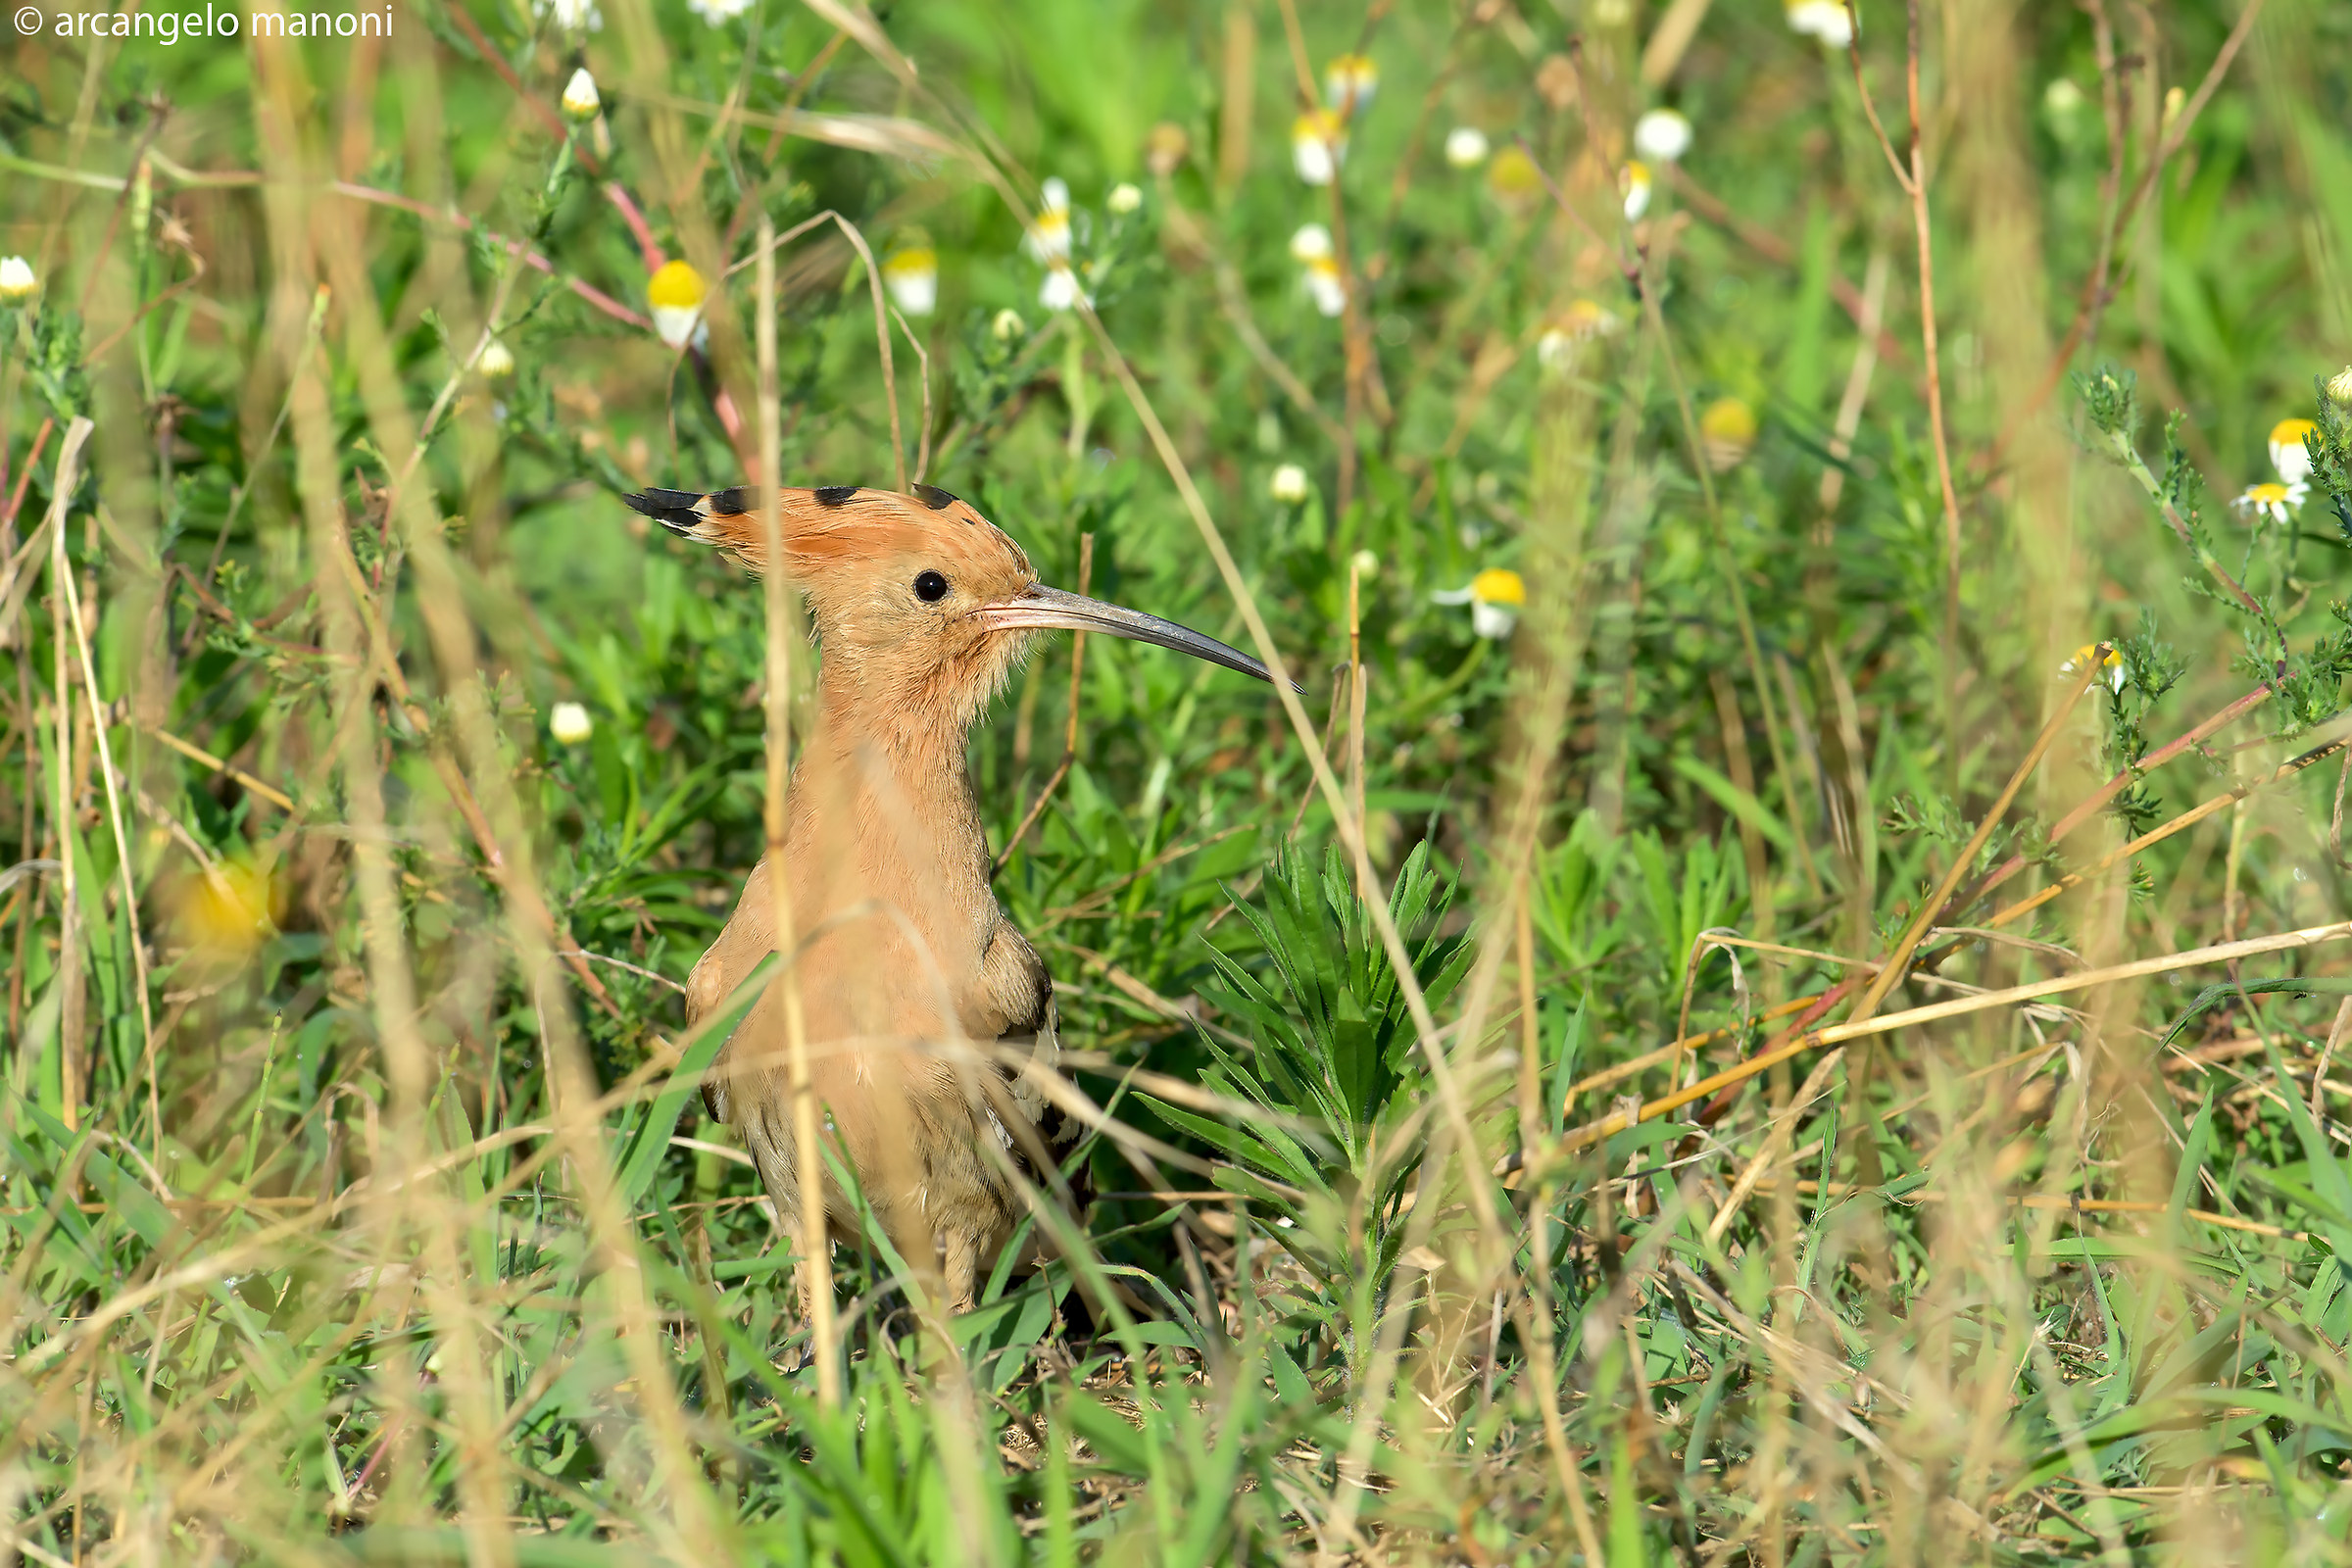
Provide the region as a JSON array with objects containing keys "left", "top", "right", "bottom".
[{"left": 1155, "top": 841, "right": 1467, "bottom": 1223}]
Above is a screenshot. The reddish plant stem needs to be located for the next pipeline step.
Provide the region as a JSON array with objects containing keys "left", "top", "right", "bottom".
[
  {"left": 606, "top": 183, "right": 666, "bottom": 273},
  {"left": 2, "top": 419, "right": 58, "bottom": 536},
  {"left": 1953, "top": 681, "right": 2273, "bottom": 915},
  {"left": 330, "top": 183, "right": 651, "bottom": 329}
]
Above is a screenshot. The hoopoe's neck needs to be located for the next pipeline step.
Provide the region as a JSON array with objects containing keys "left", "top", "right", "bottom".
[{"left": 780, "top": 673, "right": 995, "bottom": 928}]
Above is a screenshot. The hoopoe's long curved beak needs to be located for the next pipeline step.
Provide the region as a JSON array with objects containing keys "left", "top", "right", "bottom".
[{"left": 976, "top": 584, "right": 1298, "bottom": 690}]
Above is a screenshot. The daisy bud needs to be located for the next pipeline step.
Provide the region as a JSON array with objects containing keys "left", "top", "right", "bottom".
[
  {"left": 1269, "top": 464, "right": 1309, "bottom": 503},
  {"left": 561, "top": 68, "right": 600, "bottom": 122},
  {"left": 991, "top": 308, "right": 1028, "bottom": 341},
  {"left": 477, "top": 338, "right": 515, "bottom": 379},
  {"left": 550, "top": 702, "right": 594, "bottom": 745},
  {"left": 1106, "top": 182, "right": 1143, "bottom": 215},
  {"left": 1786, "top": 0, "right": 1853, "bottom": 47},
  {"left": 1445, "top": 127, "right": 1490, "bottom": 169},
  {"left": 1632, "top": 109, "right": 1691, "bottom": 165},
  {"left": 0, "top": 256, "right": 35, "bottom": 304},
  {"left": 2326, "top": 367, "right": 2352, "bottom": 410}
]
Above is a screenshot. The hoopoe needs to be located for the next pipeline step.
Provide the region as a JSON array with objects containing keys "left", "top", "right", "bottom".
[{"left": 625, "top": 480, "right": 1277, "bottom": 1312}]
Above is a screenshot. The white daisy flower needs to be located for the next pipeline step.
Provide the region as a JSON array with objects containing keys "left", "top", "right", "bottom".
[
  {"left": 1433, "top": 567, "right": 1526, "bottom": 640},
  {"left": 1293, "top": 111, "right": 1347, "bottom": 185},
  {"left": 1324, "top": 54, "right": 1378, "bottom": 115},
  {"left": 647, "top": 260, "right": 708, "bottom": 352},
  {"left": 1039, "top": 263, "right": 1088, "bottom": 313},
  {"left": 685, "top": 0, "right": 753, "bottom": 22},
  {"left": 2060, "top": 644, "right": 2126, "bottom": 694},
  {"left": 2270, "top": 417, "right": 2318, "bottom": 486},
  {"left": 1620, "top": 161, "right": 1652, "bottom": 221},
  {"left": 2234, "top": 480, "right": 2306, "bottom": 524},
  {"left": 1302, "top": 256, "right": 1347, "bottom": 318},
  {"left": 1024, "top": 177, "right": 1073, "bottom": 262},
  {"left": 534, "top": 0, "right": 601, "bottom": 31},
  {"left": 882, "top": 246, "right": 938, "bottom": 317},
  {"left": 1535, "top": 299, "right": 1619, "bottom": 371},
  {"left": 1289, "top": 223, "right": 1334, "bottom": 264}
]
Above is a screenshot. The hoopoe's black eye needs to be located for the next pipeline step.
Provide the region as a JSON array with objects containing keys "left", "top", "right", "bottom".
[{"left": 913, "top": 570, "right": 950, "bottom": 603}]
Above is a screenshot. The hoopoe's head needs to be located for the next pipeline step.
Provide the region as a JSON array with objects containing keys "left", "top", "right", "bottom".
[{"left": 626, "top": 482, "right": 1282, "bottom": 728}]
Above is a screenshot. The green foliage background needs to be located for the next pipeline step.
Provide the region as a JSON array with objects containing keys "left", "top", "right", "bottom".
[{"left": 6, "top": 0, "right": 2352, "bottom": 1560}]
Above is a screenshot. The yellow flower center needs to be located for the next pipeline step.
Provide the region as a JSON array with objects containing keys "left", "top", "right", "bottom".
[
  {"left": 1294, "top": 109, "right": 1346, "bottom": 147},
  {"left": 1325, "top": 54, "right": 1377, "bottom": 101},
  {"left": 1487, "top": 145, "right": 1542, "bottom": 199},
  {"left": 2270, "top": 417, "right": 2318, "bottom": 449},
  {"left": 2243, "top": 482, "right": 2290, "bottom": 505},
  {"left": 1472, "top": 567, "right": 1526, "bottom": 607},
  {"left": 648, "top": 260, "right": 708, "bottom": 311},
  {"left": 1701, "top": 398, "right": 1757, "bottom": 444}
]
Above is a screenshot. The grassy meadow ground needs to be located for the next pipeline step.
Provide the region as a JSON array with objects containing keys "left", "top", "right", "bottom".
[{"left": 7, "top": 0, "right": 2352, "bottom": 1560}]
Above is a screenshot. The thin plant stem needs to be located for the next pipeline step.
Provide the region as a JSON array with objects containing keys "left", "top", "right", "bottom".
[
  {"left": 1989, "top": 722, "right": 2352, "bottom": 931},
  {"left": 757, "top": 213, "right": 838, "bottom": 1409},
  {"left": 43, "top": 422, "right": 93, "bottom": 1128},
  {"left": 1557, "top": 914, "right": 2352, "bottom": 1156},
  {"left": 1844, "top": 0, "right": 1966, "bottom": 786},
  {"left": 53, "top": 427, "right": 162, "bottom": 1159}
]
